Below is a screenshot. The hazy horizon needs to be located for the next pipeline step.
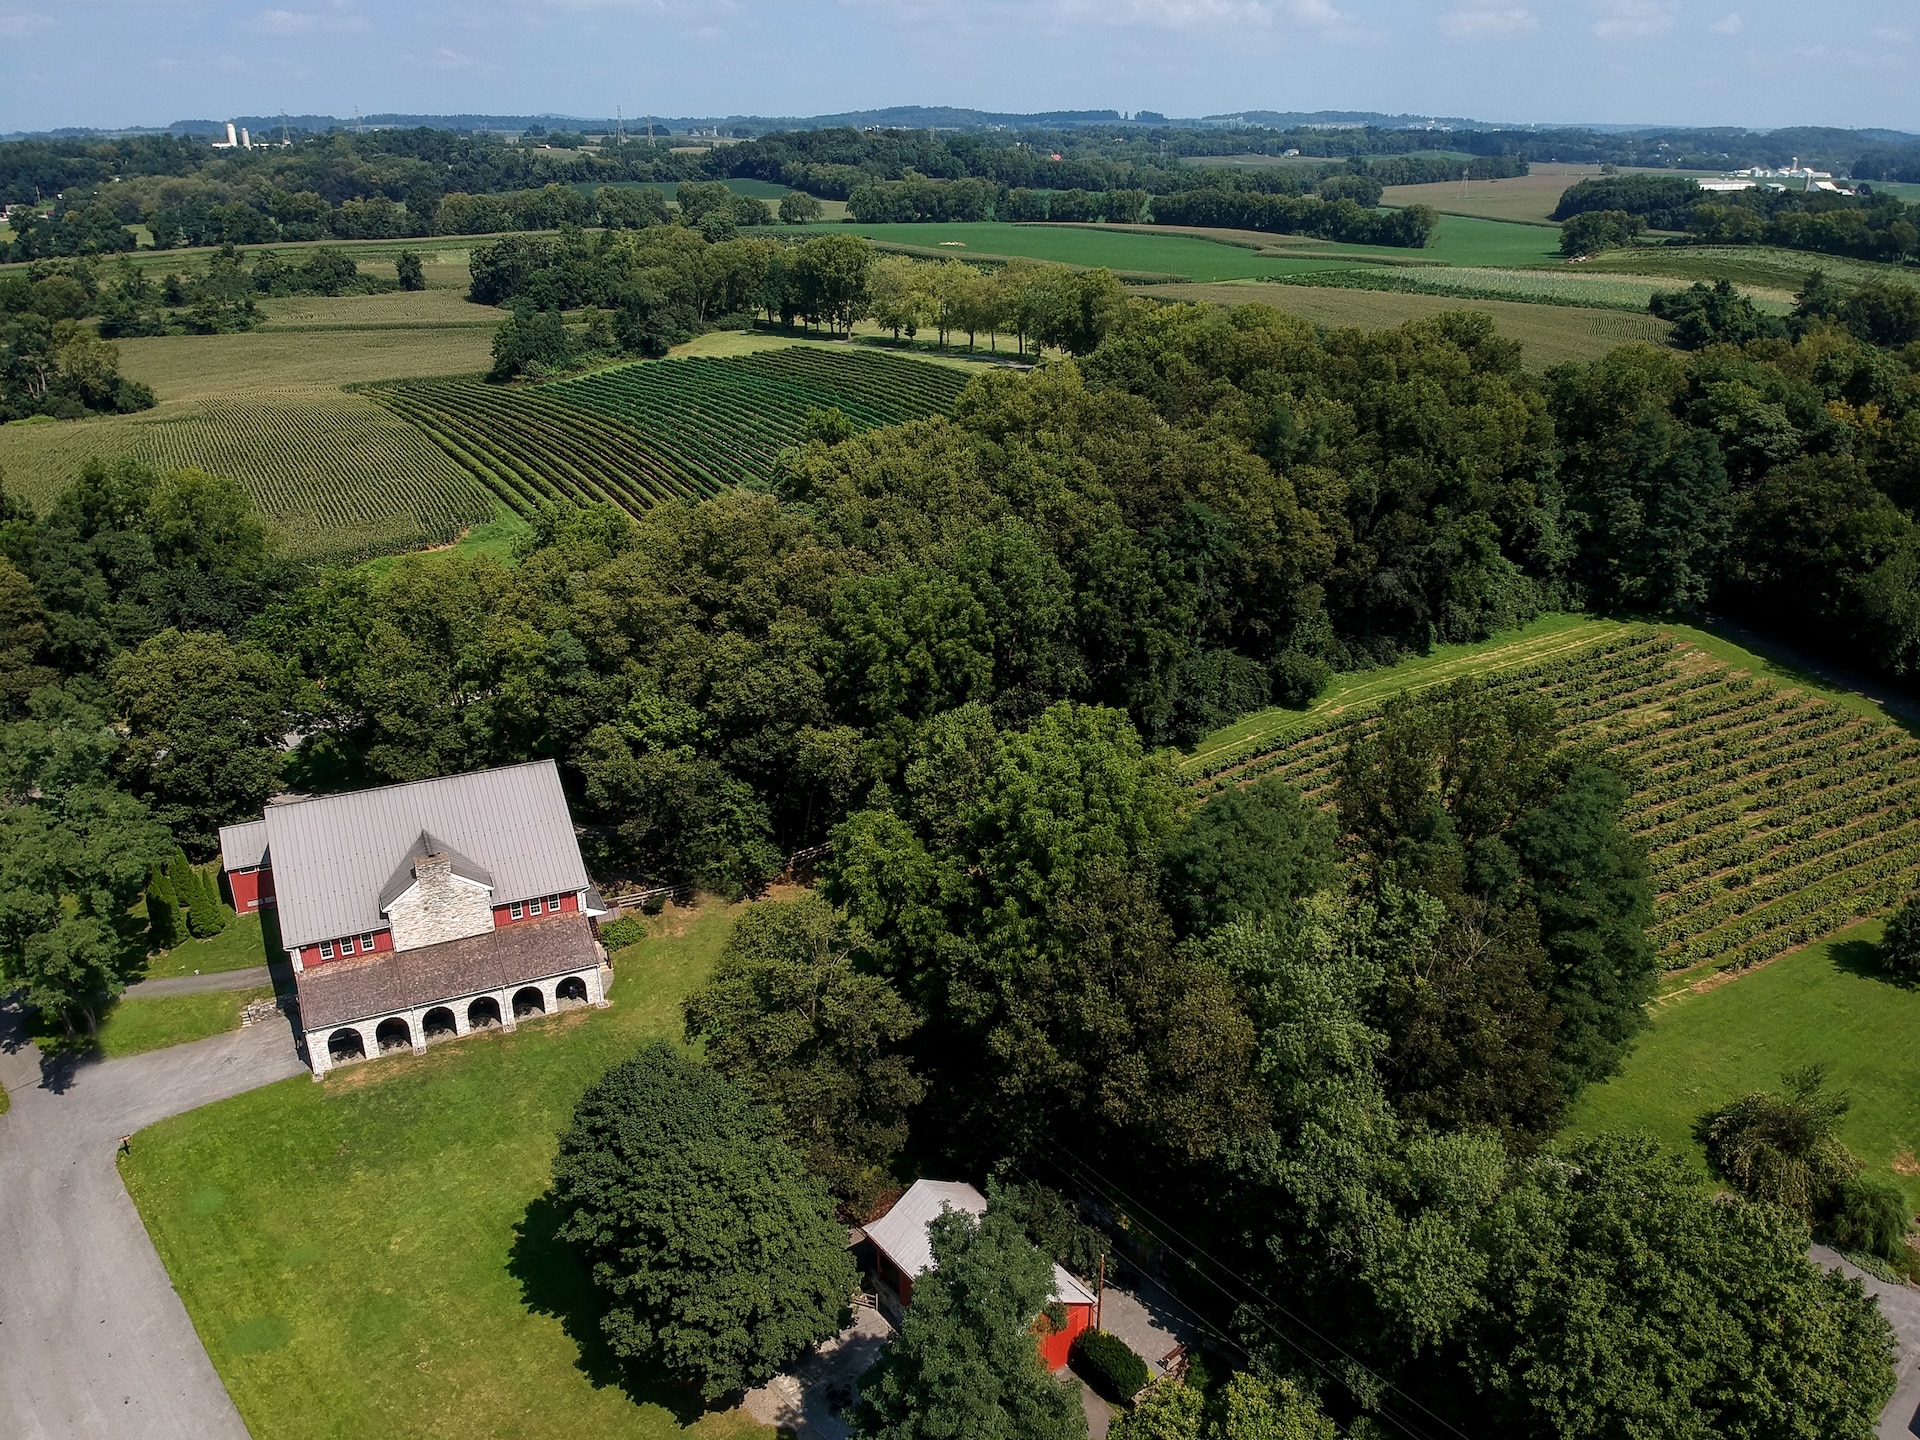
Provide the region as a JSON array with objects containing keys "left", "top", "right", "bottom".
[{"left": 0, "top": 0, "right": 1913, "bottom": 138}]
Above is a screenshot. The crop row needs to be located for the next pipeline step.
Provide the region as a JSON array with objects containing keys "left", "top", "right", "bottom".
[
  {"left": 1189, "top": 624, "right": 1920, "bottom": 973},
  {"left": 366, "top": 346, "right": 971, "bottom": 519}
]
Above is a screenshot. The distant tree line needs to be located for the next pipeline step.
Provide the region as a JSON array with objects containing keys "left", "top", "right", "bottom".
[{"left": 1554, "top": 173, "right": 1920, "bottom": 264}]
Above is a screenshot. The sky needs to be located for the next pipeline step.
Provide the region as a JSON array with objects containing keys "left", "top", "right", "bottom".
[{"left": 0, "top": 0, "right": 1914, "bottom": 136}]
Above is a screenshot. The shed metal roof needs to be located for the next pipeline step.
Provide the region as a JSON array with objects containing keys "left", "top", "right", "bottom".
[
  {"left": 262, "top": 761, "right": 588, "bottom": 949},
  {"left": 218, "top": 819, "right": 269, "bottom": 871},
  {"left": 864, "top": 1179, "right": 1094, "bottom": 1307}
]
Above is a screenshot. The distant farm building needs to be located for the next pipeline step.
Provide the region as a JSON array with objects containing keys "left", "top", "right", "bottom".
[
  {"left": 858, "top": 1179, "right": 1096, "bottom": 1370},
  {"left": 219, "top": 760, "right": 609, "bottom": 1078}
]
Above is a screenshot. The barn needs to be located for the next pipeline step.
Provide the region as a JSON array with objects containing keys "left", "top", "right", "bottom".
[
  {"left": 218, "top": 760, "right": 610, "bottom": 1078},
  {"left": 859, "top": 1179, "right": 1096, "bottom": 1370}
]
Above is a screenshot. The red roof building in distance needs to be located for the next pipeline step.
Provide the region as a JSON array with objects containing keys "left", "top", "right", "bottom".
[
  {"left": 218, "top": 760, "right": 610, "bottom": 1078},
  {"left": 859, "top": 1179, "right": 1095, "bottom": 1371}
]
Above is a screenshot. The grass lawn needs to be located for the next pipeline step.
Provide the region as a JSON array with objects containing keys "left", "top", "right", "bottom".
[
  {"left": 141, "top": 911, "right": 275, "bottom": 980},
  {"left": 1566, "top": 922, "right": 1920, "bottom": 1211},
  {"left": 359, "top": 500, "right": 533, "bottom": 576},
  {"left": 120, "top": 894, "right": 773, "bottom": 1440},
  {"left": 1180, "top": 613, "right": 1628, "bottom": 776},
  {"left": 99, "top": 987, "right": 274, "bottom": 1058}
]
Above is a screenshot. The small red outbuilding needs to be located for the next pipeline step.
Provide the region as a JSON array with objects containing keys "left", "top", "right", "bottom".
[{"left": 859, "top": 1179, "right": 1096, "bottom": 1371}]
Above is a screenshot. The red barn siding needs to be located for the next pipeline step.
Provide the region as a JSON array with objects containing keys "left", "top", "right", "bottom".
[
  {"left": 298, "top": 929, "right": 394, "bottom": 967},
  {"left": 1037, "top": 1303, "right": 1092, "bottom": 1371},
  {"left": 493, "top": 892, "right": 579, "bottom": 926},
  {"left": 226, "top": 866, "right": 275, "bottom": 913}
]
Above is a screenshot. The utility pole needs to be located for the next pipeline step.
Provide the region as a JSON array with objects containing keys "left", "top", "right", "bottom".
[{"left": 1095, "top": 1252, "right": 1105, "bottom": 1331}]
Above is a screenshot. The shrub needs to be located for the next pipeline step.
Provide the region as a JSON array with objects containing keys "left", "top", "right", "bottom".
[
  {"left": 1830, "top": 1175, "right": 1911, "bottom": 1261},
  {"left": 1072, "top": 1327, "right": 1149, "bottom": 1402},
  {"left": 1696, "top": 1065, "right": 1858, "bottom": 1217},
  {"left": 597, "top": 915, "right": 646, "bottom": 949},
  {"left": 1271, "top": 648, "right": 1332, "bottom": 709},
  {"left": 145, "top": 870, "right": 183, "bottom": 950},
  {"left": 1882, "top": 896, "right": 1920, "bottom": 980}
]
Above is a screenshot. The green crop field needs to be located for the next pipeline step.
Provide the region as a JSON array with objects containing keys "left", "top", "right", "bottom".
[
  {"left": 1186, "top": 621, "right": 1920, "bottom": 976},
  {"left": 1381, "top": 168, "right": 1610, "bottom": 224},
  {"left": 1581, "top": 244, "right": 1915, "bottom": 293},
  {"left": 805, "top": 214, "right": 1561, "bottom": 279},
  {"left": 1143, "top": 281, "right": 1672, "bottom": 367},
  {"left": 0, "top": 392, "right": 494, "bottom": 564},
  {"left": 367, "top": 345, "right": 972, "bottom": 517},
  {"left": 1267, "top": 263, "right": 1783, "bottom": 313}
]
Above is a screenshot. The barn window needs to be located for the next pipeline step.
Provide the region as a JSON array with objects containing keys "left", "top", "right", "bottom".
[
  {"left": 361, "top": 932, "right": 375, "bottom": 952},
  {"left": 547, "top": 893, "right": 562, "bottom": 912},
  {"left": 319, "top": 939, "right": 334, "bottom": 960},
  {"left": 510, "top": 901, "right": 524, "bottom": 920}
]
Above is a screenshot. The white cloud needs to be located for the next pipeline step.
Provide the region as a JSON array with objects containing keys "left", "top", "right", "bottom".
[
  {"left": 1872, "top": 25, "right": 1911, "bottom": 43},
  {"left": 1442, "top": 6, "right": 1536, "bottom": 39},
  {"left": 247, "top": 6, "right": 367, "bottom": 34},
  {"left": 0, "top": 9, "right": 51, "bottom": 34},
  {"left": 1591, "top": 0, "right": 1674, "bottom": 40},
  {"left": 1708, "top": 11, "right": 1741, "bottom": 34}
]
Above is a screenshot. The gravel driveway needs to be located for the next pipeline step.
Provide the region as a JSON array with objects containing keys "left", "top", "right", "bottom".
[{"left": 0, "top": 1000, "right": 305, "bottom": 1440}]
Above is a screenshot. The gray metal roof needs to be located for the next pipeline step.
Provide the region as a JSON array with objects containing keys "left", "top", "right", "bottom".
[
  {"left": 219, "top": 820, "right": 269, "bottom": 871},
  {"left": 376, "top": 831, "right": 494, "bottom": 910},
  {"left": 262, "top": 761, "right": 589, "bottom": 949}
]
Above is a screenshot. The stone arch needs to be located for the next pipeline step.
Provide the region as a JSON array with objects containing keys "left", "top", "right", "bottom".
[
  {"left": 556, "top": 975, "right": 589, "bottom": 1008},
  {"left": 375, "top": 1016, "right": 413, "bottom": 1054},
  {"left": 327, "top": 1027, "right": 366, "bottom": 1062},
  {"left": 468, "top": 996, "right": 502, "bottom": 1031},
  {"left": 422, "top": 1007, "right": 458, "bottom": 1043},
  {"left": 512, "top": 986, "right": 546, "bottom": 1019}
]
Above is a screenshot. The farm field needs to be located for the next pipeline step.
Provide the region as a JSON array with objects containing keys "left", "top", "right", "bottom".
[
  {"left": 1142, "top": 281, "right": 1672, "bottom": 366},
  {"left": 1580, "top": 244, "right": 1914, "bottom": 292},
  {"left": 1267, "top": 264, "right": 1752, "bottom": 311},
  {"left": 1381, "top": 166, "right": 1611, "bottom": 223},
  {"left": 1186, "top": 621, "right": 1920, "bottom": 975},
  {"left": 0, "top": 284, "right": 499, "bottom": 562},
  {"left": 366, "top": 344, "right": 972, "bottom": 515},
  {"left": 120, "top": 894, "right": 772, "bottom": 1440},
  {"left": 1565, "top": 921, "right": 1920, "bottom": 1213},
  {"left": 809, "top": 214, "right": 1563, "bottom": 278}
]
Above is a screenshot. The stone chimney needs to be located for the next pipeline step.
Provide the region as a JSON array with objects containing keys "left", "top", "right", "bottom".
[{"left": 388, "top": 850, "right": 494, "bottom": 952}]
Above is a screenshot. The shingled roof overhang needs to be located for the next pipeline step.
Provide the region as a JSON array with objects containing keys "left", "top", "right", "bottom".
[{"left": 295, "top": 914, "right": 599, "bottom": 1031}]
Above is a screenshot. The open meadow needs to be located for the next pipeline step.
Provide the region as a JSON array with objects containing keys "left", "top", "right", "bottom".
[
  {"left": 1381, "top": 166, "right": 1611, "bottom": 223},
  {"left": 120, "top": 894, "right": 774, "bottom": 1440},
  {"left": 1566, "top": 922, "right": 1920, "bottom": 1213}
]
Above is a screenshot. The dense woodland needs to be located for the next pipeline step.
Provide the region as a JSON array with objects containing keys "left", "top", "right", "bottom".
[
  {"left": 6, "top": 227, "right": 1920, "bottom": 1429},
  {"left": 1556, "top": 174, "right": 1920, "bottom": 264}
]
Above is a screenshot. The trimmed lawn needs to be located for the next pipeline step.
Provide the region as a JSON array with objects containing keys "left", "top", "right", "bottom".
[
  {"left": 120, "top": 895, "right": 773, "bottom": 1440},
  {"left": 1566, "top": 923, "right": 1920, "bottom": 1211},
  {"left": 95, "top": 987, "right": 274, "bottom": 1059},
  {"left": 141, "top": 910, "right": 274, "bottom": 979}
]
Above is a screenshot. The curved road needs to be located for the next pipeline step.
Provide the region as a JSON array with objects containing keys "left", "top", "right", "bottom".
[{"left": 0, "top": 1004, "right": 304, "bottom": 1440}]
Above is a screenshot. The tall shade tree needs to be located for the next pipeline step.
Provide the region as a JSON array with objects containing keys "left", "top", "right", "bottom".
[
  {"left": 682, "top": 894, "right": 924, "bottom": 1211},
  {"left": 1468, "top": 1134, "right": 1895, "bottom": 1440},
  {"left": 551, "top": 1042, "right": 855, "bottom": 1401},
  {"left": 1159, "top": 776, "right": 1336, "bottom": 937},
  {"left": 110, "top": 628, "right": 292, "bottom": 854},
  {"left": 853, "top": 1203, "right": 1086, "bottom": 1440}
]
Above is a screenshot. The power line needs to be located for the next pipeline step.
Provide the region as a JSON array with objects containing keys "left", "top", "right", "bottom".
[{"left": 1039, "top": 1146, "right": 1473, "bottom": 1440}]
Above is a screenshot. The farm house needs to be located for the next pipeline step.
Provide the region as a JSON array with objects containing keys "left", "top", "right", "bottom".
[
  {"left": 858, "top": 1179, "right": 1097, "bottom": 1370},
  {"left": 218, "top": 760, "right": 611, "bottom": 1078}
]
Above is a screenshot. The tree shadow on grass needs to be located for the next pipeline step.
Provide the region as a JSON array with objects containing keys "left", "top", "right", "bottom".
[
  {"left": 508, "top": 1188, "right": 707, "bottom": 1425},
  {"left": 1830, "top": 939, "right": 1910, "bottom": 987}
]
